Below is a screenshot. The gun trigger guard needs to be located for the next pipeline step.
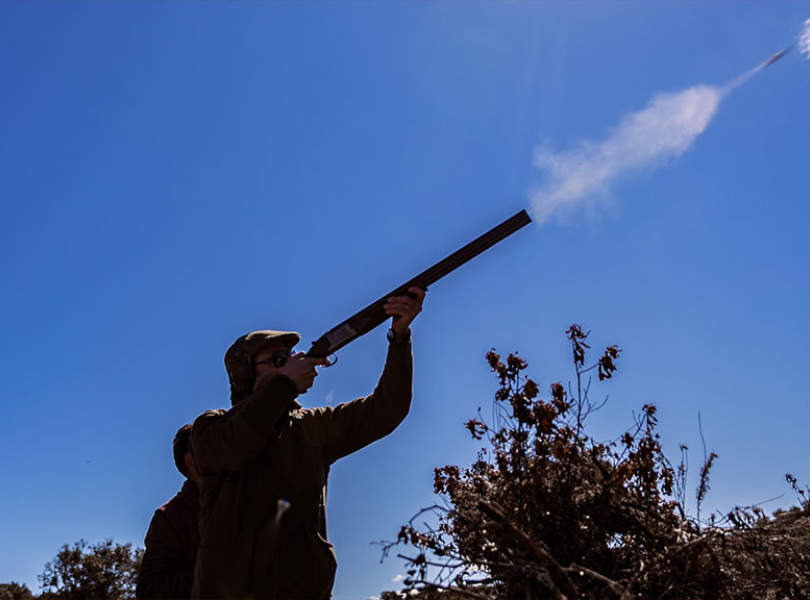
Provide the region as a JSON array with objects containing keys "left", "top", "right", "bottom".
[{"left": 322, "top": 355, "right": 337, "bottom": 367}]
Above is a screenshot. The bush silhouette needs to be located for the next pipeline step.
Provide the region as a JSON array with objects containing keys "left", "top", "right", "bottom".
[{"left": 382, "top": 325, "right": 810, "bottom": 599}]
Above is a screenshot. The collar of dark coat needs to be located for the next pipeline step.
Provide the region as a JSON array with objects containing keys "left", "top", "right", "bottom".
[
  {"left": 159, "top": 479, "right": 199, "bottom": 512},
  {"left": 177, "top": 479, "right": 200, "bottom": 508}
]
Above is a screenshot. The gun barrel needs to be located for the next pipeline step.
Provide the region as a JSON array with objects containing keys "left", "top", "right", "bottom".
[{"left": 307, "top": 210, "right": 532, "bottom": 358}]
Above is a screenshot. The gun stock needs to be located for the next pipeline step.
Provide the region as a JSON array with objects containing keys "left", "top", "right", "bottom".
[{"left": 307, "top": 210, "right": 532, "bottom": 358}]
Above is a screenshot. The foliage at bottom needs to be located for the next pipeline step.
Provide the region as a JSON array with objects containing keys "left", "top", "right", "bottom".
[
  {"left": 37, "top": 539, "right": 142, "bottom": 600},
  {"left": 381, "top": 325, "right": 810, "bottom": 600}
]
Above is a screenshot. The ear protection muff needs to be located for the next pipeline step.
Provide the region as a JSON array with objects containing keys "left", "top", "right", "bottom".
[
  {"left": 227, "top": 356, "right": 254, "bottom": 396},
  {"left": 225, "top": 336, "right": 254, "bottom": 400}
]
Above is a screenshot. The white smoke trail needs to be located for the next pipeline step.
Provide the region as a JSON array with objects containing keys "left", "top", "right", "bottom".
[
  {"left": 529, "top": 85, "right": 723, "bottom": 224},
  {"left": 799, "top": 18, "right": 810, "bottom": 60},
  {"left": 529, "top": 30, "right": 799, "bottom": 226}
]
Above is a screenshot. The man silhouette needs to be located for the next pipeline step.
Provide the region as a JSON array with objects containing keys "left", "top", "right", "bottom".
[
  {"left": 137, "top": 424, "right": 200, "bottom": 599},
  {"left": 191, "top": 288, "right": 424, "bottom": 599}
]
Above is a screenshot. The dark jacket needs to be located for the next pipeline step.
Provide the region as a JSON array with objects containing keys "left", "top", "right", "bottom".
[
  {"left": 137, "top": 479, "right": 201, "bottom": 600},
  {"left": 190, "top": 339, "right": 412, "bottom": 600}
]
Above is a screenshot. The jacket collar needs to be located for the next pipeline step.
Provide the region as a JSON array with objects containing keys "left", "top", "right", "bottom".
[{"left": 176, "top": 478, "right": 200, "bottom": 508}]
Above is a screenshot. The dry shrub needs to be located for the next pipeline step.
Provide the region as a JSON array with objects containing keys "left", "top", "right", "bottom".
[{"left": 381, "top": 325, "right": 810, "bottom": 600}]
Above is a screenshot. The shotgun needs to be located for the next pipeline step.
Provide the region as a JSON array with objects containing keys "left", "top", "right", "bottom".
[{"left": 306, "top": 210, "right": 532, "bottom": 359}]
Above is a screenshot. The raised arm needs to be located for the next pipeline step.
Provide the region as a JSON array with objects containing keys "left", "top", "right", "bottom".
[
  {"left": 316, "top": 335, "right": 413, "bottom": 464},
  {"left": 191, "top": 375, "right": 298, "bottom": 475},
  {"left": 314, "top": 287, "right": 424, "bottom": 463}
]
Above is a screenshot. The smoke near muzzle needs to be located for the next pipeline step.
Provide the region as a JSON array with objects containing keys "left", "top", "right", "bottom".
[
  {"left": 529, "top": 27, "right": 801, "bottom": 226},
  {"left": 529, "top": 85, "right": 722, "bottom": 225}
]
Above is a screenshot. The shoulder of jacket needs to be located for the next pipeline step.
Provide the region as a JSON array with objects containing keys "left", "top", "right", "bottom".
[
  {"left": 145, "top": 506, "right": 173, "bottom": 539},
  {"left": 189, "top": 409, "right": 228, "bottom": 439},
  {"left": 298, "top": 406, "right": 327, "bottom": 416},
  {"left": 294, "top": 400, "right": 369, "bottom": 429},
  {"left": 295, "top": 405, "right": 341, "bottom": 423},
  {"left": 286, "top": 407, "right": 333, "bottom": 447},
  {"left": 192, "top": 409, "right": 227, "bottom": 424}
]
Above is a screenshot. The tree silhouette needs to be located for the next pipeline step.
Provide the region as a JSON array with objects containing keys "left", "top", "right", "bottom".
[
  {"left": 38, "top": 539, "right": 142, "bottom": 600},
  {"left": 0, "top": 582, "right": 34, "bottom": 600}
]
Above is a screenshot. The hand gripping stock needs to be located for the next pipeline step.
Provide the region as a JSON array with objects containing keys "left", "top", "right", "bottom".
[{"left": 306, "top": 210, "right": 532, "bottom": 361}]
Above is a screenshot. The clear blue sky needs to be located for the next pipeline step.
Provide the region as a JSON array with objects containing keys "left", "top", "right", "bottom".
[{"left": 1, "top": 3, "right": 808, "bottom": 598}]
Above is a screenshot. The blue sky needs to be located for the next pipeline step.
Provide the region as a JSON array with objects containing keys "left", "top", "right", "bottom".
[{"left": 1, "top": 3, "right": 808, "bottom": 598}]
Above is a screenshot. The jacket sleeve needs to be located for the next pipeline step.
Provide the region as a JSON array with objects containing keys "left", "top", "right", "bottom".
[
  {"left": 314, "top": 338, "right": 413, "bottom": 464},
  {"left": 191, "top": 375, "right": 299, "bottom": 475},
  {"left": 136, "top": 511, "right": 193, "bottom": 600}
]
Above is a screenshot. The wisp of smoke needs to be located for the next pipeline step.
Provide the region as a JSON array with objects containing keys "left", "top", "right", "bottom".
[
  {"left": 799, "top": 18, "right": 810, "bottom": 60},
  {"left": 529, "top": 85, "right": 723, "bottom": 224},
  {"left": 529, "top": 23, "right": 803, "bottom": 226}
]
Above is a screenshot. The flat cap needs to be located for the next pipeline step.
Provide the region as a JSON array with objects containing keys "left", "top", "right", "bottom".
[
  {"left": 230, "top": 330, "right": 301, "bottom": 358},
  {"left": 224, "top": 330, "right": 301, "bottom": 398}
]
